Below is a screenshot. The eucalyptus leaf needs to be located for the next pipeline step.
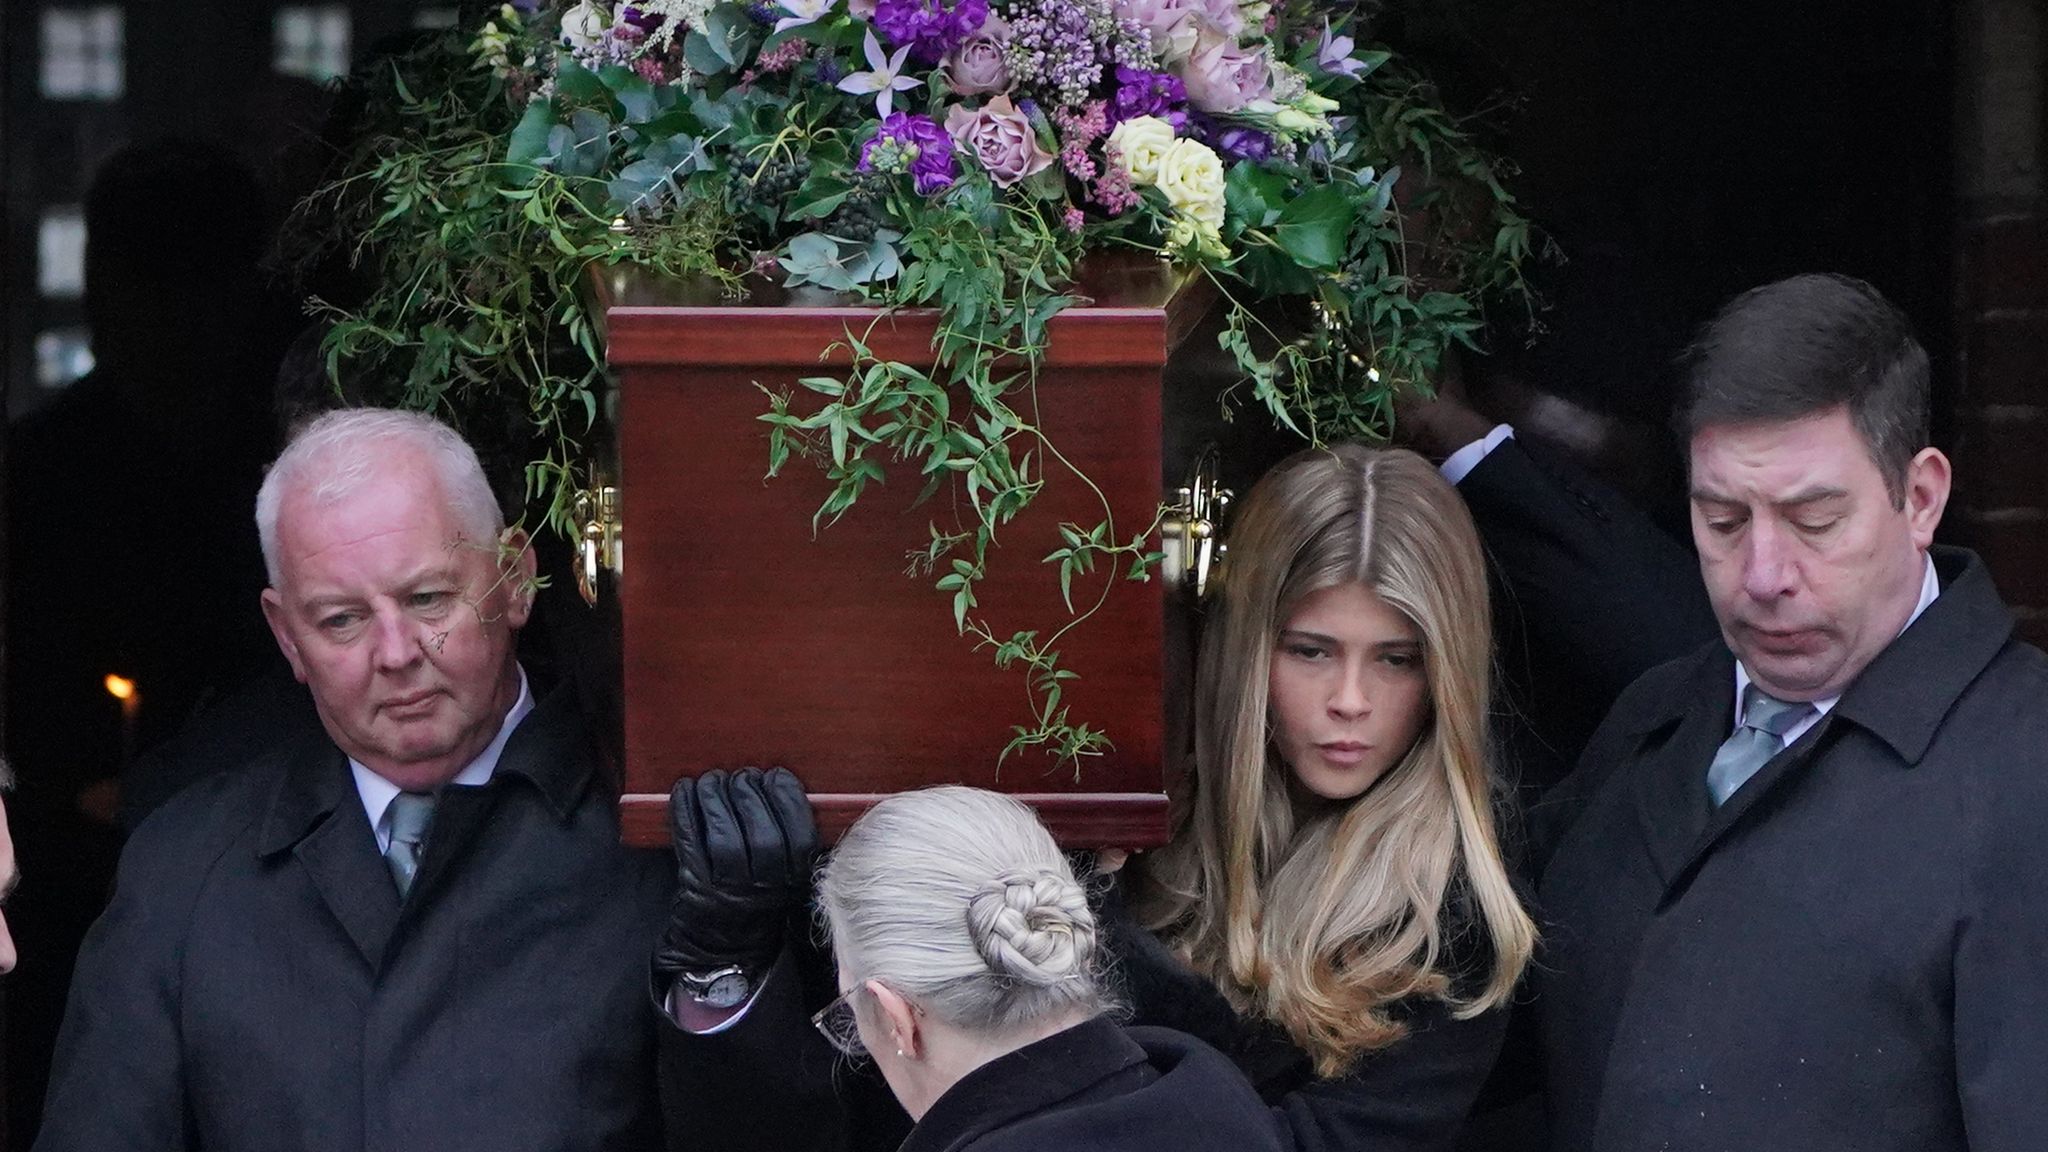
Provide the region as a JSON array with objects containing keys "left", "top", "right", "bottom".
[{"left": 505, "top": 99, "right": 556, "bottom": 167}]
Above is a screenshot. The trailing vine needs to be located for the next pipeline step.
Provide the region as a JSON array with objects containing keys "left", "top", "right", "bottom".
[{"left": 289, "top": 0, "right": 1536, "bottom": 773}]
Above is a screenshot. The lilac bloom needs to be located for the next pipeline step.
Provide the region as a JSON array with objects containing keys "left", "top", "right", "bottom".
[
  {"left": 1317, "top": 18, "right": 1367, "bottom": 78},
  {"left": 837, "top": 29, "right": 925, "bottom": 117}
]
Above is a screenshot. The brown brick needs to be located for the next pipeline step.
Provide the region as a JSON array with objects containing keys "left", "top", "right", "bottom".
[
  {"left": 1962, "top": 313, "right": 2048, "bottom": 405},
  {"left": 1962, "top": 214, "right": 2048, "bottom": 311},
  {"left": 1951, "top": 406, "right": 2048, "bottom": 509},
  {"left": 1956, "top": 511, "right": 2048, "bottom": 606}
]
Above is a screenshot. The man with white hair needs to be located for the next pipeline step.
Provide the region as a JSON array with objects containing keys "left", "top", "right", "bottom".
[{"left": 35, "top": 408, "right": 672, "bottom": 1152}]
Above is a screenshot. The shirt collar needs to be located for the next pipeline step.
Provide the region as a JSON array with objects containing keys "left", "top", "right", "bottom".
[
  {"left": 353, "top": 665, "right": 533, "bottom": 844},
  {"left": 1733, "top": 552, "right": 1940, "bottom": 726}
]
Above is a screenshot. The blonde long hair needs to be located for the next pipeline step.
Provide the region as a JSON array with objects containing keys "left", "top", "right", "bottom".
[{"left": 1134, "top": 444, "right": 1535, "bottom": 1077}]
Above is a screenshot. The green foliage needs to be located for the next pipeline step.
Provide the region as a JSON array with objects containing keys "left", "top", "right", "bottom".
[{"left": 291, "top": 1, "right": 1540, "bottom": 774}]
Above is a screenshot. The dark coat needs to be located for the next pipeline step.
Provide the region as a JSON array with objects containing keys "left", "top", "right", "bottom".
[
  {"left": 1455, "top": 436, "right": 1716, "bottom": 799},
  {"left": 34, "top": 687, "right": 674, "bottom": 1152},
  {"left": 1532, "top": 546, "right": 2048, "bottom": 1152},
  {"left": 661, "top": 886, "right": 1508, "bottom": 1152},
  {"left": 900, "top": 1015, "right": 1289, "bottom": 1152}
]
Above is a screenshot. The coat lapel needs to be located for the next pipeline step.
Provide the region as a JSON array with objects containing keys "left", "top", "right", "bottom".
[
  {"left": 255, "top": 735, "right": 400, "bottom": 969},
  {"left": 1627, "top": 647, "right": 1735, "bottom": 894},
  {"left": 1654, "top": 548, "right": 2012, "bottom": 893}
]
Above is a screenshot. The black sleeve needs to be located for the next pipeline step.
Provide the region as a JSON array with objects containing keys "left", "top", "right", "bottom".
[
  {"left": 1273, "top": 999, "right": 1510, "bottom": 1152},
  {"left": 35, "top": 805, "right": 212, "bottom": 1150},
  {"left": 1459, "top": 436, "right": 1717, "bottom": 709},
  {"left": 657, "top": 933, "right": 907, "bottom": 1152}
]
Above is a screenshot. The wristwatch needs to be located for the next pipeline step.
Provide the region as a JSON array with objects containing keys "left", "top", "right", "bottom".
[{"left": 677, "top": 965, "right": 754, "bottom": 1010}]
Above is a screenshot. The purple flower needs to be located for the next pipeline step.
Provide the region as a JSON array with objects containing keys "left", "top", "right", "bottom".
[
  {"left": 942, "top": 14, "right": 1011, "bottom": 95},
  {"left": 874, "top": 0, "right": 990, "bottom": 66},
  {"left": 945, "top": 95, "right": 1055, "bottom": 187},
  {"left": 1316, "top": 18, "right": 1368, "bottom": 78},
  {"left": 860, "top": 112, "right": 960, "bottom": 195},
  {"left": 619, "top": 5, "right": 666, "bottom": 32},
  {"left": 1213, "top": 125, "right": 1273, "bottom": 161},
  {"left": 1111, "top": 66, "right": 1188, "bottom": 129},
  {"left": 1112, "top": 0, "right": 1199, "bottom": 61},
  {"left": 1179, "top": 25, "right": 1270, "bottom": 113}
]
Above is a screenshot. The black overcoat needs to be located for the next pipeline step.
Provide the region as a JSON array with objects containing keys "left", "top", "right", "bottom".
[
  {"left": 660, "top": 886, "right": 1508, "bottom": 1152},
  {"left": 898, "top": 1015, "right": 1289, "bottom": 1152},
  {"left": 1532, "top": 546, "right": 2048, "bottom": 1152},
  {"left": 34, "top": 687, "right": 674, "bottom": 1152}
]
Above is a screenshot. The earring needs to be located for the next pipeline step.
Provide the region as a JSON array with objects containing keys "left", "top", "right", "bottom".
[{"left": 895, "top": 1049, "right": 904, "bottom": 1058}]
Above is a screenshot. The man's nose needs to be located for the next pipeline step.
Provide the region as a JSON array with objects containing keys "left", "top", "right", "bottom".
[
  {"left": 0, "top": 913, "right": 16, "bottom": 974},
  {"left": 1741, "top": 520, "right": 1798, "bottom": 601},
  {"left": 369, "top": 608, "right": 424, "bottom": 670}
]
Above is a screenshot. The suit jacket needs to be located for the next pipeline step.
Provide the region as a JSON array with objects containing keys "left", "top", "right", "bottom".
[
  {"left": 1456, "top": 436, "right": 1717, "bottom": 800},
  {"left": 900, "top": 1015, "right": 1289, "bottom": 1152},
  {"left": 1532, "top": 546, "right": 2048, "bottom": 1152},
  {"left": 35, "top": 687, "right": 674, "bottom": 1152}
]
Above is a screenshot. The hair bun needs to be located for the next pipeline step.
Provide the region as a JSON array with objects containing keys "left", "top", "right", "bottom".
[{"left": 965, "top": 868, "right": 1097, "bottom": 987}]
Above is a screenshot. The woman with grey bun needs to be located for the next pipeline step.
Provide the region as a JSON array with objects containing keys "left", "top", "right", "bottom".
[{"left": 812, "top": 786, "right": 1287, "bottom": 1152}]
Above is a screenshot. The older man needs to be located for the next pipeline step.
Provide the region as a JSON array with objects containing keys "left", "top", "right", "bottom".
[
  {"left": 36, "top": 409, "right": 671, "bottom": 1151},
  {"left": 1533, "top": 274, "right": 2048, "bottom": 1151}
]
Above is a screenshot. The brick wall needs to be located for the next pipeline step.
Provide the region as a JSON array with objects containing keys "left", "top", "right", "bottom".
[{"left": 1952, "top": 0, "right": 2048, "bottom": 648}]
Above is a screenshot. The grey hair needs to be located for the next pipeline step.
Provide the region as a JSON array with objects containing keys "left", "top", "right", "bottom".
[
  {"left": 255, "top": 408, "right": 505, "bottom": 585},
  {"left": 818, "top": 787, "right": 1111, "bottom": 1039}
]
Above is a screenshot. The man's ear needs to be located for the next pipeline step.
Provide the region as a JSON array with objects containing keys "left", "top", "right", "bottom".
[
  {"left": 868, "top": 981, "right": 923, "bottom": 1060},
  {"left": 499, "top": 528, "right": 539, "bottom": 628},
  {"left": 260, "top": 589, "right": 309, "bottom": 683},
  {"left": 1904, "top": 447, "right": 1951, "bottom": 548}
]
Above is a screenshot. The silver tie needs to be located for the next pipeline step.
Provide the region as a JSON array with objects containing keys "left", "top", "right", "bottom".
[
  {"left": 1706, "top": 688, "right": 1815, "bottom": 806},
  {"left": 383, "top": 791, "right": 437, "bottom": 898}
]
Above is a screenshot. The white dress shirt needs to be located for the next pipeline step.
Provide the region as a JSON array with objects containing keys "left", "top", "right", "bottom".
[
  {"left": 353, "top": 665, "right": 534, "bottom": 852},
  {"left": 1732, "top": 555, "right": 1941, "bottom": 746}
]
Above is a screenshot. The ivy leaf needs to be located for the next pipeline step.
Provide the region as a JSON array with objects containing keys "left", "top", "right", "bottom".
[
  {"left": 1273, "top": 184, "right": 1356, "bottom": 270},
  {"left": 1224, "top": 161, "right": 1287, "bottom": 233}
]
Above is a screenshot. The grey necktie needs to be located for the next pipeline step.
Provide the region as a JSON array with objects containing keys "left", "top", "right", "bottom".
[
  {"left": 1706, "top": 687, "right": 1815, "bottom": 806},
  {"left": 383, "top": 791, "right": 437, "bottom": 898}
]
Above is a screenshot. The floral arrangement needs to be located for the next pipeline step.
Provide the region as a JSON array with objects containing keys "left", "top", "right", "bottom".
[{"left": 298, "top": 0, "right": 1535, "bottom": 766}]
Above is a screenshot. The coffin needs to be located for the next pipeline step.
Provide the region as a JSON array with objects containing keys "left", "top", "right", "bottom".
[{"left": 591, "top": 256, "right": 1282, "bottom": 847}]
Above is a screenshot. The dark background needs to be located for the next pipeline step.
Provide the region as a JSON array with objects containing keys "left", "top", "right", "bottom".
[{"left": 0, "top": 0, "right": 2039, "bottom": 1148}]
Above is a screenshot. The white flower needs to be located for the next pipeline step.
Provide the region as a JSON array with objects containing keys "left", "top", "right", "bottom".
[
  {"left": 836, "top": 29, "right": 923, "bottom": 118},
  {"left": 1155, "top": 137, "right": 1225, "bottom": 229},
  {"left": 773, "top": 0, "right": 836, "bottom": 35},
  {"left": 1106, "top": 115, "right": 1177, "bottom": 186},
  {"left": 1165, "top": 213, "right": 1228, "bottom": 260},
  {"left": 560, "top": 1, "right": 609, "bottom": 52}
]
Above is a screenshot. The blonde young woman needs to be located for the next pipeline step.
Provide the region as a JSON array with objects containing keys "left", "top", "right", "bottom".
[
  {"left": 1107, "top": 442, "right": 1537, "bottom": 1152},
  {"left": 653, "top": 445, "right": 1533, "bottom": 1152}
]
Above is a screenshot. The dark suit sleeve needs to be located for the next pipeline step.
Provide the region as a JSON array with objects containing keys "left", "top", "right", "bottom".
[
  {"left": 1951, "top": 744, "right": 2048, "bottom": 1149},
  {"left": 1457, "top": 437, "right": 1716, "bottom": 705},
  {"left": 33, "top": 813, "right": 204, "bottom": 1151},
  {"left": 659, "top": 941, "right": 903, "bottom": 1152},
  {"left": 1272, "top": 1000, "right": 1510, "bottom": 1152}
]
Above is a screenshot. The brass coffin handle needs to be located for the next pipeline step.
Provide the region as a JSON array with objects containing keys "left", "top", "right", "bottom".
[
  {"left": 1161, "top": 445, "right": 1232, "bottom": 599},
  {"left": 572, "top": 483, "right": 623, "bottom": 606}
]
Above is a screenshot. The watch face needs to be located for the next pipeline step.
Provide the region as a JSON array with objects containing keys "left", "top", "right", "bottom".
[{"left": 697, "top": 970, "right": 751, "bottom": 1009}]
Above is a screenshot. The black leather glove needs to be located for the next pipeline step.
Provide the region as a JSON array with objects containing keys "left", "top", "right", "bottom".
[{"left": 655, "top": 766, "right": 819, "bottom": 981}]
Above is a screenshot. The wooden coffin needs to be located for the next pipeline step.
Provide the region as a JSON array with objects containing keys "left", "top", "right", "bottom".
[{"left": 593, "top": 256, "right": 1265, "bottom": 847}]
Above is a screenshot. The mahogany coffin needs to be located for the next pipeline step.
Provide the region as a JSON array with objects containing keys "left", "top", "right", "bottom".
[{"left": 593, "top": 258, "right": 1241, "bottom": 848}]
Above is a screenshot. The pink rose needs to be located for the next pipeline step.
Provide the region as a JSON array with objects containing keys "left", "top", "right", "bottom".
[
  {"left": 944, "top": 95, "right": 1054, "bottom": 187},
  {"left": 848, "top": 0, "right": 876, "bottom": 14},
  {"left": 1178, "top": 26, "right": 1270, "bottom": 113},
  {"left": 943, "top": 14, "right": 1011, "bottom": 95},
  {"left": 1113, "top": 0, "right": 1200, "bottom": 61},
  {"left": 1194, "top": 0, "right": 1244, "bottom": 37}
]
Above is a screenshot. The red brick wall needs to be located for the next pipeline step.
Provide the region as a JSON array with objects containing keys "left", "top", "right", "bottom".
[{"left": 1950, "top": 1, "right": 2047, "bottom": 649}]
